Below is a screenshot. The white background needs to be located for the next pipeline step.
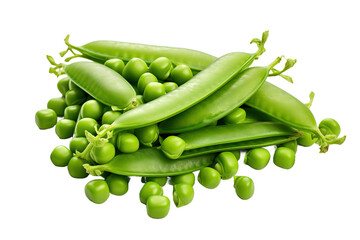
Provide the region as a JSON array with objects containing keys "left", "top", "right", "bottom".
[{"left": 1, "top": 0, "right": 359, "bottom": 239}]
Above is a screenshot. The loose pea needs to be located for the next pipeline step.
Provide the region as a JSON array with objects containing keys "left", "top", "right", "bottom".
[
  {"left": 137, "top": 72, "right": 158, "bottom": 94},
  {"left": 122, "top": 58, "right": 148, "bottom": 84},
  {"left": 223, "top": 108, "right": 246, "bottom": 124},
  {"left": 214, "top": 152, "right": 239, "bottom": 180},
  {"left": 80, "top": 100, "right": 103, "bottom": 121},
  {"left": 55, "top": 119, "right": 76, "bottom": 139},
  {"left": 69, "top": 137, "right": 88, "bottom": 153},
  {"left": 163, "top": 82, "right": 178, "bottom": 93},
  {"left": 198, "top": 167, "right": 221, "bottom": 189},
  {"left": 47, "top": 97, "right": 67, "bottom": 117},
  {"left": 297, "top": 132, "right": 317, "bottom": 147},
  {"left": 67, "top": 157, "right": 89, "bottom": 178},
  {"left": 50, "top": 145, "right": 72, "bottom": 167},
  {"left": 146, "top": 195, "right": 170, "bottom": 219},
  {"left": 141, "top": 177, "right": 168, "bottom": 187},
  {"left": 173, "top": 184, "right": 194, "bottom": 207},
  {"left": 170, "top": 64, "right": 193, "bottom": 85},
  {"left": 35, "top": 109, "right": 57, "bottom": 129},
  {"left": 104, "top": 59, "right": 125, "bottom": 74},
  {"left": 64, "top": 105, "right": 81, "bottom": 121},
  {"left": 57, "top": 77, "right": 70, "bottom": 96},
  {"left": 273, "top": 147, "right": 296, "bottom": 169},
  {"left": 319, "top": 118, "right": 341, "bottom": 137},
  {"left": 169, "top": 173, "right": 195, "bottom": 186},
  {"left": 74, "top": 118, "right": 99, "bottom": 137},
  {"left": 149, "top": 57, "right": 173, "bottom": 80},
  {"left": 65, "top": 88, "right": 87, "bottom": 106},
  {"left": 279, "top": 140, "right": 298, "bottom": 153},
  {"left": 85, "top": 179, "right": 110, "bottom": 204},
  {"left": 134, "top": 124, "right": 159, "bottom": 147},
  {"left": 106, "top": 174, "right": 130, "bottom": 196},
  {"left": 90, "top": 142, "right": 116, "bottom": 164},
  {"left": 160, "top": 136, "right": 186, "bottom": 159},
  {"left": 102, "top": 111, "right": 122, "bottom": 125},
  {"left": 234, "top": 176, "right": 254, "bottom": 200},
  {"left": 143, "top": 82, "right": 166, "bottom": 102},
  {"left": 139, "top": 182, "right": 163, "bottom": 204},
  {"left": 116, "top": 132, "right": 139, "bottom": 153},
  {"left": 244, "top": 148, "right": 270, "bottom": 170}
]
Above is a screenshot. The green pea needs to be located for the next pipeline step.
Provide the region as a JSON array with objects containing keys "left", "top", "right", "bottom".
[
  {"left": 47, "top": 97, "right": 67, "bottom": 117},
  {"left": 244, "top": 148, "right": 270, "bottom": 170},
  {"left": 141, "top": 177, "right": 168, "bottom": 187},
  {"left": 169, "top": 173, "right": 195, "bottom": 186},
  {"left": 85, "top": 179, "right": 110, "bottom": 204},
  {"left": 104, "top": 59, "right": 125, "bottom": 74},
  {"left": 35, "top": 109, "right": 57, "bottom": 130},
  {"left": 50, "top": 145, "right": 72, "bottom": 167},
  {"left": 116, "top": 132, "right": 139, "bottom": 153},
  {"left": 137, "top": 72, "right": 158, "bottom": 94},
  {"left": 223, "top": 108, "right": 246, "bottom": 124},
  {"left": 102, "top": 111, "right": 122, "bottom": 125},
  {"left": 273, "top": 147, "right": 296, "bottom": 169},
  {"left": 106, "top": 174, "right": 130, "bottom": 196},
  {"left": 319, "top": 118, "right": 341, "bottom": 137},
  {"left": 234, "top": 176, "right": 254, "bottom": 200},
  {"left": 173, "top": 184, "right": 194, "bottom": 207},
  {"left": 67, "top": 157, "right": 89, "bottom": 178},
  {"left": 139, "top": 182, "right": 163, "bottom": 204},
  {"left": 230, "top": 150, "right": 241, "bottom": 160},
  {"left": 57, "top": 77, "right": 70, "bottom": 96},
  {"left": 90, "top": 142, "right": 116, "bottom": 164},
  {"left": 163, "top": 82, "right": 178, "bottom": 93},
  {"left": 80, "top": 100, "right": 103, "bottom": 121},
  {"left": 214, "top": 152, "right": 239, "bottom": 180},
  {"left": 69, "top": 137, "right": 88, "bottom": 153},
  {"left": 122, "top": 58, "right": 148, "bottom": 84},
  {"left": 65, "top": 88, "right": 87, "bottom": 106},
  {"left": 160, "top": 136, "right": 186, "bottom": 159},
  {"left": 170, "top": 64, "right": 193, "bottom": 85},
  {"left": 279, "top": 140, "right": 298, "bottom": 153},
  {"left": 146, "top": 195, "right": 170, "bottom": 219},
  {"left": 134, "top": 124, "right": 159, "bottom": 147},
  {"left": 143, "top": 82, "right": 166, "bottom": 102},
  {"left": 74, "top": 118, "right": 99, "bottom": 137},
  {"left": 198, "top": 167, "right": 221, "bottom": 189},
  {"left": 149, "top": 57, "right": 173, "bottom": 80},
  {"left": 55, "top": 119, "right": 76, "bottom": 139},
  {"left": 297, "top": 132, "right": 317, "bottom": 147},
  {"left": 69, "top": 80, "right": 82, "bottom": 91},
  {"left": 64, "top": 105, "right": 81, "bottom": 121}
]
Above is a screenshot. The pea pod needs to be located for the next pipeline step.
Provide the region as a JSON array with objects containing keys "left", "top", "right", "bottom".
[
  {"left": 246, "top": 82, "right": 346, "bottom": 152},
  {"left": 83, "top": 148, "right": 215, "bottom": 177}
]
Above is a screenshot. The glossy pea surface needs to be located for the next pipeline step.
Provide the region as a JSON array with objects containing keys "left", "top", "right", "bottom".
[
  {"left": 64, "top": 105, "right": 81, "bottom": 121},
  {"left": 223, "top": 108, "right": 246, "bottom": 124},
  {"left": 137, "top": 72, "right": 158, "bottom": 94},
  {"left": 102, "top": 111, "right": 122, "bottom": 125},
  {"left": 67, "top": 157, "right": 89, "bottom": 178},
  {"left": 134, "top": 124, "right": 159, "bottom": 147},
  {"left": 279, "top": 140, "right": 298, "bottom": 153},
  {"left": 116, "top": 132, "right": 139, "bottom": 153},
  {"left": 106, "top": 174, "right": 130, "bottom": 196},
  {"left": 214, "top": 152, "right": 239, "bottom": 179},
  {"left": 85, "top": 179, "right": 110, "bottom": 204},
  {"left": 122, "top": 58, "right": 148, "bottom": 84},
  {"left": 57, "top": 77, "right": 70, "bottom": 96},
  {"left": 173, "top": 184, "right": 194, "bottom": 207},
  {"left": 65, "top": 88, "right": 87, "bottom": 106},
  {"left": 198, "top": 167, "right": 221, "bottom": 189},
  {"left": 74, "top": 118, "right": 99, "bottom": 137},
  {"left": 47, "top": 97, "right": 67, "bottom": 117},
  {"left": 161, "top": 136, "right": 186, "bottom": 159},
  {"left": 69, "top": 137, "right": 88, "bottom": 153},
  {"left": 143, "top": 82, "right": 166, "bottom": 102},
  {"left": 90, "top": 143, "right": 116, "bottom": 164},
  {"left": 139, "top": 182, "right": 163, "bottom": 204},
  {"left": 146, "top": 195, "right": 170, "bottom": 219},
  {"left": 149, "top": 57, "right": 173, "bottom": 80},
  {"left": 35, "top": 109, "right": 57, "bottom": 129},
  {"left": 104, "top": 59, "right": 125, "bottom": 74},
  {"left": 297, "top": 132, "right": 316, "bottom": 147},
  {"left": 273, "top": 147, "right": 295, "bottom": 169},
  {"left": 81, "top": 100, "right": 103, "bottom": 120},
  {"left": 55, "top": 119, "right": 76, "bottom": 139},
  {"left": 319, "top": 118, "right": 341, "bottom": 137},
  {"left": 170, "top": 64, "right": 193, "bottom": 85},
  {"left": 163, "top": 82, "right": 178, "bottom": 93},
  {"left": 244, "top": 148, "right": 270, "bottom": 170},
  {"left": 169, "top": 173, "right": 195, "bottom": 186},
  {"left": 234, "top": 176, "right": 254, "bottom": 200},
  {"left": 50, "top": 145, "right": 72, "bottom": 167}
]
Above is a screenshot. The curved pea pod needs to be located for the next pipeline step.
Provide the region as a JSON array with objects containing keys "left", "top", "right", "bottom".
[
  {"left": 83, "top": 148, "right": 215, "bottom": 177},
  {"left": 246, "top": 82, "right": 346, "bottom": 152}
]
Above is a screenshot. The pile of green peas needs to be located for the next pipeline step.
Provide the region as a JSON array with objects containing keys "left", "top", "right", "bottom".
[{"left": 37, "top": 41, "right": 344, "bottom": 219}]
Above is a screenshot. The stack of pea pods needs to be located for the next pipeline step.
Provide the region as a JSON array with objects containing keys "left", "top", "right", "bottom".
[{"left": 35, "top": 31, "right": 346, "bottom": 219}]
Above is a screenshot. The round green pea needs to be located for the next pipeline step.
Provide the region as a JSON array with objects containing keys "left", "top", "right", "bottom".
[
  {"left": 160, "top": 136, "right": 186, "bottom": 159},
  {"left": 230, "top": 150, "right": 241, "bottom": 160},
  {"left": 143, "top": 82, "right": 166, "bottom": 102},
  {"left": 69, "top": 80, "right": 81, "bottom": 90},
  {"left": 64, "top": 105, "right": 81, "bottom": 121},
  {"left": 214, "top": 152, "right": 239, "bottom": 180},
  {"left": 223, "top": 108, "right": 246, "bottom": 124},
  {"left": 170, "top": 64, "right": 193, "bottom": 85},
  {"left": 116, "top": 132, "right": 139, "bottom": 153},
  {"left": 173, "top": 184, "right": 194, "bottom": 207},
  {"left": 74, "top": 118, "right": 99, "bottom": 137},
  {"left": 90, "top": 142, "right": 116, "bottom": 164},
  {"left": 234, "top": 176, "right": 254, "bottom": 200},
  {"left": 134, "top": 124, "right": 159, "bottom": 147},
  {"left": 169, "top": 173, "right": 195, "bottom": 186},
  {"left": 47, "top": 97, "right": 67, "bottom": 117},
  {"left": 85, "top": 179, "right": 110, "bottom": 204},
  {"left": 106, "top": 174, "right": 130, "bottom": 196},
  {"left": 149, "top": 57, "right": 173, "bottom": 80},
  {"left": 137, "top": 72, "right": 158, "bottom": 94},
  {"left": 65, "top": 88, "right": 87, "bottom": 106},
  {"left": 122, "top": 58, "right": 148, "bottom": 84},
  {"left": 142, "top": 177, "right": 168, "bottom": 187},
  {"left": 35, "top": 109, "right": 57, "bottom": 130},
  {"left": 297, "top": 132, "right": 317, "bottom": 147},
  {"left": 198, "top": 167, "right": 221, "bottom": 189},
  {"left": 279, "top": 140, "right": 298, "bottom": 153},
  {"left": 146, "top": 195, "right": 170, "bottom": 219},
  {"left": 273, "top": 147, "right": 296, "bottom": 169},
  {"left": 244, "top": 148, "right": 270, "bottom": 170},
  {"left": 50, "top": 145, "right": 72, "bottom": 167},
  {"left": 80, "top": 100, "right": 103, "bottom": 121},
  {"left": 69, "top": 137, "right": 88, "bottom": 153},
  {"left": 102, "top": 111, "right": 122, "bottom": 125},
  {"left": 67, "top": 157, "right": 89, "bottom": 178},
  {"left": 104, "top": 59, "right": 125, "bottom": 74},
  {"left": 163, "top": 82, "right": 178, "bottom": 93},
  {"left": 139, "top": 182, "right": 163, "bottom": 204},
  {"left": 55, "top": 119, "right": 76, "bottom": 139},
  {"left": 57, "top": 77, "right": 70, "bottom": 96},
  {"left": 319, "top": 118, "right": 341, "bottom": 137}
]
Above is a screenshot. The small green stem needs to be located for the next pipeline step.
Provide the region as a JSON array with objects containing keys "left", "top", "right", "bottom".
[
  {"left": 250, "top": 30, "right": 269, "bottom": 59},
  {"left": 313, "top": 128, "right": 346, "bottom": 153}
]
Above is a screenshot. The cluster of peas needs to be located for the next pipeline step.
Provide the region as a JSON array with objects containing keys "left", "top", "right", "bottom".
[{"left": 35, "top": 54, "right": 342, "bottom": 219}]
